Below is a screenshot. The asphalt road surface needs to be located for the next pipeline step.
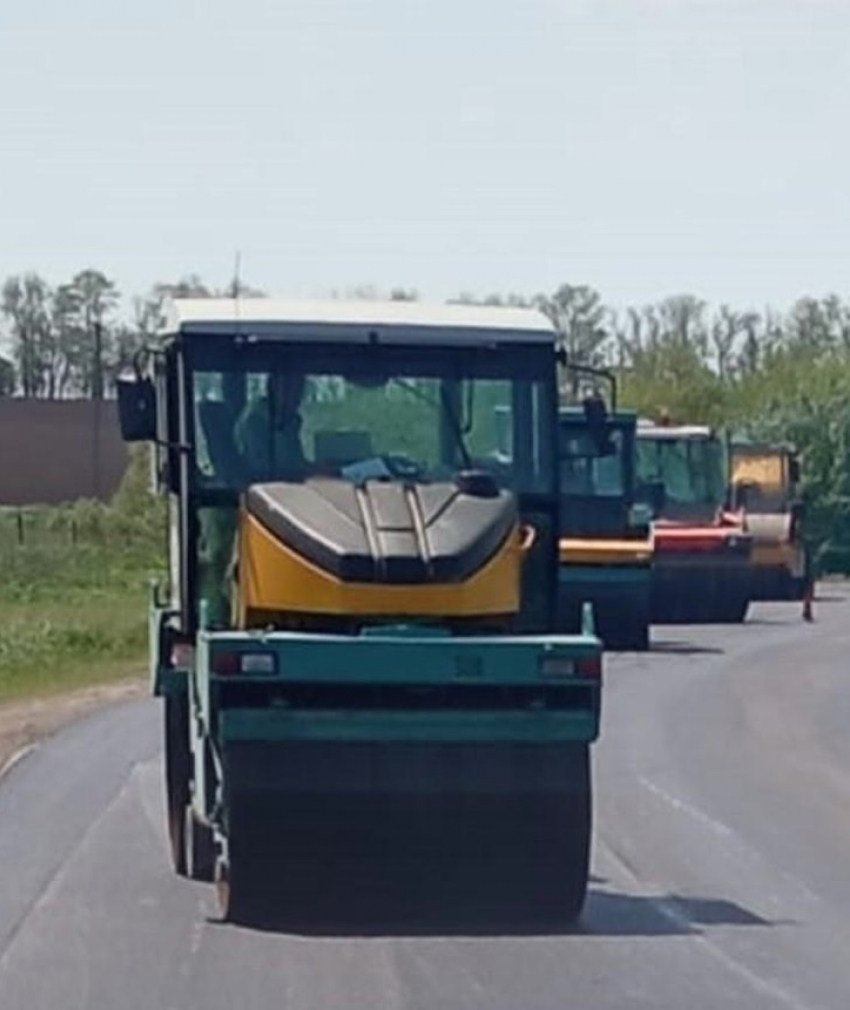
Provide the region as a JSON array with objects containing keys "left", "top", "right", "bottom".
[{"left": 1, "top": 589, "right": 849, "bottom": 1009}]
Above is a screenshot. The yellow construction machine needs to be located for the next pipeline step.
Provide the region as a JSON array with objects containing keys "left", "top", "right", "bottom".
[{"left": 731, "top": 441, "right": 807, "bottom": 600}]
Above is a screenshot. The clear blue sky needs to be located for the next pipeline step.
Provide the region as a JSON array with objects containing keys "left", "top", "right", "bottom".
[{"left": 1, "top": 0, "right": 848, "bottom": 313}]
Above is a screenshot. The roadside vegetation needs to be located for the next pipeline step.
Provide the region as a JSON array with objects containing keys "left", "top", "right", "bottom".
[
  {"left": 4, "top": 270, "right": 850, "bottom": 571},
  {"left": 0, "top": 450, "right": 163, "bottom": 702}
]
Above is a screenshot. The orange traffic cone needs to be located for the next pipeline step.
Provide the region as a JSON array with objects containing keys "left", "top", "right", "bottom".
[{"left": 802, "top": 580, "right": 814, "bottom": 622}]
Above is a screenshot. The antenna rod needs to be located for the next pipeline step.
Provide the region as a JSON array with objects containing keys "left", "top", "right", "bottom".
[{"left": 233, "top": 250, "right": 242, "bottom": 334}]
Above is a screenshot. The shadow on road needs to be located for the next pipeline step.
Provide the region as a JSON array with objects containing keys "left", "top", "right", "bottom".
[
  {"left": 211, "top": 882, "right": 780, "bottom": 940},
  {"left": 665, "top": 895, "right": 774, "bottom": 927},
  {"left": 650, "top": 640, "right": 724, "bottom": 656},
  {"left": 579, "top": 891, "right": 784, "bottom": 937}
]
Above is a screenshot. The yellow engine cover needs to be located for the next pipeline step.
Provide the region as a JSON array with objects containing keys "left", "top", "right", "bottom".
[{"left": 235, "top": 510, "right": 529, "bottom": 627}]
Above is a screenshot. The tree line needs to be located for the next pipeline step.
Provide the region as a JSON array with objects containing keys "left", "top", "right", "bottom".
[
  {"left": 3, "top": 271, "right": 849, "bottom": 570},
  {"left": 0, "top": 271, "right": 263, "bottom": 400},
  {"left": 465, "top": 284, "right": 850, "bottom": 573},
  {"left": 3, "top": 273, "right": 844, "bottom": 410}
]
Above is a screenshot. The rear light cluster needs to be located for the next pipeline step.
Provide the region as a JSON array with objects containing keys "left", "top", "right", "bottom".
[
  {"left": 211, "top": 651, "right": 277, "bottom": 676},
  {"left": 541, "top": 654, "right": 602, "bottom": 679},
  {"left": 577, "top": 655, "right": 602, "bottom": 679}
]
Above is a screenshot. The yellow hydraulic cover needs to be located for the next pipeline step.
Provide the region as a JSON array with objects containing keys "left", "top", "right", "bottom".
[
  {"left": 732, "top": 452, "right": 785, "bottom": 491},
  {"left": 559, "top": 537, "right": 652, "bottom": 566},
  {"left": 236, "top": 510, "right": 531, "bottom": 625}
]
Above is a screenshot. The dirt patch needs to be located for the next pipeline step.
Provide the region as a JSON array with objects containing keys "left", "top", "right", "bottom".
[{"left": 0, "top": 675, "right": 148, "bottom": 777}]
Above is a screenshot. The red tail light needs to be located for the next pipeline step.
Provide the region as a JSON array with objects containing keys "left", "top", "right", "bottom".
[
  {"left": 576, "top": 655, "right": 602, "bottom": 679},
  {"left": 211, "top": 651, "right": 240, "bottom": 676}
]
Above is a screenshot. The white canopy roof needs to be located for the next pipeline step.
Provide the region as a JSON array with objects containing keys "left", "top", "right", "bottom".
[
  {"left": 637, "top": 420, "right": 715, "bottom": 439},
  {"left": 162, "top": 298, "right": 556, "bottom": 346}
]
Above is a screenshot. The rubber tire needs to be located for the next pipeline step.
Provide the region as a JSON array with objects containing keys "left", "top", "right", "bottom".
[
  {"left": 164, "top": 694, "right": 191, "bottom": 877},
  {"left": 185, "top": 806, "right": 217, "bottom": 883}
]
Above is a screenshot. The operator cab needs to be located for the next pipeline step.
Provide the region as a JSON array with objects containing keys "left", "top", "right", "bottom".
[
  {"left": 118, "top": 299, "right": 562, "bottom": 632},
  {"left": 558, "top": 403, "right": 646, "bottom": 538},
  {"left": 635, "top": 420, "right": 728, "bottom": 523},
  {"left": 731, "top": 441, "right": 802, "bottom": 515}
]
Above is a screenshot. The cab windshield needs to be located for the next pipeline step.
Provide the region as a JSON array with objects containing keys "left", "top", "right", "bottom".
[
  {"left": 636, "top": 435, "right": 727, "bottom": 507},
  {"left": 187, "top": 341, "right": 556, "bottom": 497}
]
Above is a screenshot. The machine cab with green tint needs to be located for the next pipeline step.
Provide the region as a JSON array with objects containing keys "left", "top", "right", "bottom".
[
  {"left": 556, "top": 404, "right": 653, "bottom": 651},
  {"left": 635, "top": 423, "right": 729, "bottom": 523},
  {"left": 635, "top": 420, "right": 753, "bottom": 623},
  {"left": 559, "top": 408, "right": 641, "bottom": 538},
  {"left": 117, "top": 298, "right": 603, "bottom": 925}
]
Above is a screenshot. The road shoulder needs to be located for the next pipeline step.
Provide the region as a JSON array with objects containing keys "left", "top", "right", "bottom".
[{"left": 0, "top": 676, "right": 147, "bottom": 778}]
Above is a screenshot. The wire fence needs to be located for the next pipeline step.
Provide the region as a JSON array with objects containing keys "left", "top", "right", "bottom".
[
  {"left": 0, "top": 505, "right": 160, "bottom": 555},
  {"left": 1, "top": 509, "right": 86, "bottom": 549}
]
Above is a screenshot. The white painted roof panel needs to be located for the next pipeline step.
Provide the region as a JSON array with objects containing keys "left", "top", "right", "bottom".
[
  {"left": 637, "top": 421, "right": 715, "bottom": 439},
  {"left": 162, "top": 298, "right": 556, "bottom": 345}
]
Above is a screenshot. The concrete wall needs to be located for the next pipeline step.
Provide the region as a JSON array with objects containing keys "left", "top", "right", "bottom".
[{"left": 0, "top": 399, "right": 129, "bottom": 505}]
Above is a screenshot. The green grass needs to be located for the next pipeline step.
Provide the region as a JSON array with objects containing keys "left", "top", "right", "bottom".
[
  {"left": 0, "top": 458, "right": 164, "bottom": 703},
  {"left": 0, "top": 592, "right": 149, "bottom": 703}
]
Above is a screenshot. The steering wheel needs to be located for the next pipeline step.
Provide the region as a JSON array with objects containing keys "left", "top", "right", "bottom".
[{"left": 339, "top": 454, "right": 424, "bottom": 483}]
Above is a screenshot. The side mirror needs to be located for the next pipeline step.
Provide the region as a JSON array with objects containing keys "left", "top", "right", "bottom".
[
  {"left": 583, "top": 395, "right": 615, "bottom": 456},
  {"left": 117, "top": 373, "right": 157, "bottom": 442}
]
